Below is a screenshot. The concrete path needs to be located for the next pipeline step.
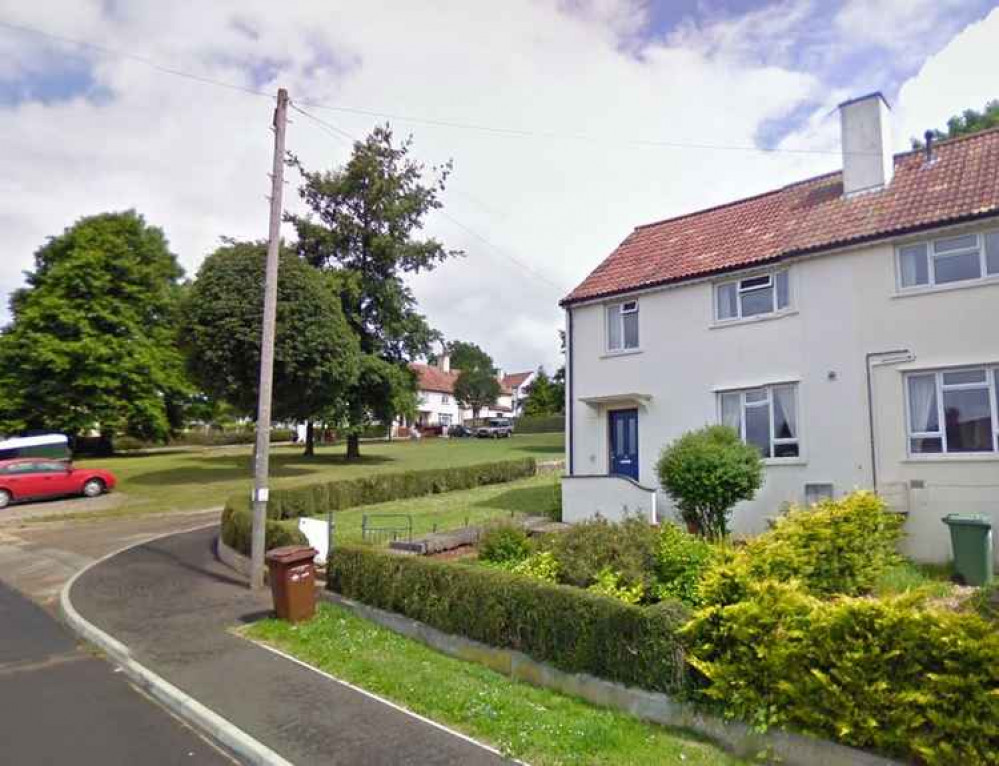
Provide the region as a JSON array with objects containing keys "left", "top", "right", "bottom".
[
  {"left": 0, "top": 578, "right": 232, "bottom": 765},
  {"left": 69, "top": 526, "right": 508, "bottom": 765}
]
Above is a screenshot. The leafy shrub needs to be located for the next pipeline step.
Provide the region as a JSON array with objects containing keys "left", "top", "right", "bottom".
[
  {"left": 220, "top": 503, "right": 308, "bottom": 556},
  {"left": 551, "top": 516, "right": 659, "bottom": 592},
  {"left": 655, "top": 425, "right": 763, "bottom": 538},
  {"left": 329, "top": 545, "right": 690, "bottom": 694},
  {"left": 511, "top": 551, "right": 560, "bottom": 583},
  {"left": 969, "top": 582, "right": 999, "bottom": 622},
  {"left": 479, "top": 523, "right": 532, "bottom": 565},
  {"left": 654, "top": 524, "right": 718, "bottom": 605},
  {"left": 221, "top": 458, "right": 537, "bottom": 522},
  {"left": 588, "top": 568, "right": 645, "bottom": 604},
  {"left": 684, "top": 579, "right": 999, "bottom": 764}
]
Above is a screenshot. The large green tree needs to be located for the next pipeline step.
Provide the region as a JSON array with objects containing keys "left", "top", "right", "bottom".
[
  {"left": 181, "top": 241, "right": 360, "bottom": 455},
  {"left": 454, "top": 367, "right": 502, "bottom": 421},
  {"left": 911, "top": 99, "right": 999, "bottom": 148},
  {"left": 0, "top": 211, "right": 188, "bottom": 453},
  {"left": 287, "top": 125, "right": 460, "bottom": 459},
  {"left": 522, "top": 367, "right": 563, "bottom": 416},
  {"left": 432, "top": 340, "right": 495, "bottom": 374}
]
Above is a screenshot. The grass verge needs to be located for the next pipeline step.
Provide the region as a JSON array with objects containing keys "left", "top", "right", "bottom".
[
  {"left": 29, "top": 433, "right": 562, "bottom": 523},
  {"left": 324, "top": 473, "right": 560, "bottom": 546},
  {"left": 245, "top": 603, "right": 740, "bottom": 766}
]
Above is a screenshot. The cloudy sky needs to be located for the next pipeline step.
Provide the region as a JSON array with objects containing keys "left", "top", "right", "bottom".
[{"left": 1, "top": 1, "right": 997, "bottom": 374}]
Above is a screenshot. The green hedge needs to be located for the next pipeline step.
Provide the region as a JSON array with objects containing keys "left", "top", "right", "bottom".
[
  {"left": 515, "top": 415, "right": 565, "bottom": 433},
  {"left": 244, "top": 457, "right": 537, "bottom": 521},
  {"left": 685, "top": 580, "right": 999, "bottom": 764},
  {"left": 328, "top": 545, "right": 690, "bottom": 694},
  {"left": 220, "top": 504, "right": 307, "bottom": 556},
  {"left": 220, "top": 457, "right": 537, "bottom": 556}
]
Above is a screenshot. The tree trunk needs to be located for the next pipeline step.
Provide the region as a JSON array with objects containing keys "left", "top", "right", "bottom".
[
  {"left": 346, "top": 432, "right": 361, "bottom": 461},
  {"left": 303, "top": 420, "right": 315, "bottom": 457}
]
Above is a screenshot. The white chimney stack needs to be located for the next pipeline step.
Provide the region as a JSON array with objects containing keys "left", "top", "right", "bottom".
[
  {"left": 839, "top": 92, "right": 894, "bottom": 196},
  {"left": 440, "top": 353, "right": 451, "bottom": 373}
]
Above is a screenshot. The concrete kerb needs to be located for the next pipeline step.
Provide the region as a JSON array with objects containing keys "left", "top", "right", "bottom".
[{"left": 59, "top": 522, "right": 293, "bottom": 766}]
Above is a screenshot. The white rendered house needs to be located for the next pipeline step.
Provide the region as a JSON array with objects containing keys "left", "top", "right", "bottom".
[
  {"left": 408, "top": 355, "right": 515, "bottom": 429},
  {"left": 501, "top": 371, "right": 537, "bottom": 418},
  {"left": 561, "top": 93, "right": 999, "bottom": 565}
]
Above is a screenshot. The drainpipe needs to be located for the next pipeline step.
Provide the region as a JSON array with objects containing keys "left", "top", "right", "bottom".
[
  {"left": 865, "top": 348, "right": 912, "bottom": 492},
  {"left": 566, "top": 307, "right": 574, "bottom": 476}
]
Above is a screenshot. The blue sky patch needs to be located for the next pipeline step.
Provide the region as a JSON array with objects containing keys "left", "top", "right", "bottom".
[{"left": 0, "top": 55, "right": 111, "bottom": 108}]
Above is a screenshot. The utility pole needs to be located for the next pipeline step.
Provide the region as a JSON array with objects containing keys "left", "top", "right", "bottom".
[{"left": 250, "top": 87, "right": 289, "bottom": 590}]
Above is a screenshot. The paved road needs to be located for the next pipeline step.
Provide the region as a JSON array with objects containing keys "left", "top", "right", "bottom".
[
  {"left": 0, "top": 578, "right": 233, "bottom": 765},
  {"left": 0, "top": 509, "right": 220, "bottom": 605},
  {"left": 71, "top": 526, "right": 508, "bottom": 766}
]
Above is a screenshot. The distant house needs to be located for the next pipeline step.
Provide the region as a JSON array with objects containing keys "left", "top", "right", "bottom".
[
  {"left": 560, "top": 92, "right": 999, "bottom": 565},
  {"left": 501, "top": 371, "right": 536, "bottom": 417},
  {"left": 407, "top": 355, "right": 514, "bottom": 430}
]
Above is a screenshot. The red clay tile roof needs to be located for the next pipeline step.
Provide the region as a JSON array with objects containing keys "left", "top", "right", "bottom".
[
  {"left": 563, "top": 128, "right": 999, "bottom": 305},
  {"left": 410, "top": 363, "right": 459, "bottom": 393},
  {"left": 411, "top": 363, "right": 513, "bottom": 395},
  {"left": 501, "top": 371, "right": 534, "bottom": 390}
]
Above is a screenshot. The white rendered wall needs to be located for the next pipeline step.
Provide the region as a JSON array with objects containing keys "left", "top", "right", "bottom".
[
  {"left": 567, "top": 220, "right": 999, "bottom": 563},
  {"left": 562, "top": 475, "right": 657, "bottom": 524}
]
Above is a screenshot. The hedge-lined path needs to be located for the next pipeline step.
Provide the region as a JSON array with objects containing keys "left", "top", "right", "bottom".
[{"left": 69, "top": 525, "right": 510, "bottom": 765}]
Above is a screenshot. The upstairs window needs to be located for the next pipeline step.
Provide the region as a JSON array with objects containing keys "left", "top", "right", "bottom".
[
  {"left": 898, "top": 230, "right": 999, "bottom": 289},
  {"left": 907, "top": 367, "right": 998, "bottom": 455},
  {"left": 715, "top": 270, "right": 790, "bottom": 321},
  {"left": 441, "top": 394, "right": 450, "bottom": 404},
  {"left": 606, "top": 300, "right": 639, "bottom": 352},
  {"left": 719, "top": 383, "right": 799, "bottom": 458}
]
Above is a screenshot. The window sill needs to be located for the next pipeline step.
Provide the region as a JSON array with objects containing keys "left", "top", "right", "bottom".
[
  {"left": 601, "top": 348, "right": 643, "bottom": 359},
  {"left": 709, "top": 309, "right": 798, "bottom": 329},
  {"left": 902, "top": 453, "right": 999, "bottom": 463},
  {"left": 893, "top": 276, "right": 999, "bottom": 299},
  {"left": 763, "top": 457, "right": 807, "bottom": 466}
]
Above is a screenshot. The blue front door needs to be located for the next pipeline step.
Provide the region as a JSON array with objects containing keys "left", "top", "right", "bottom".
[{"left": 609, "top": 409, "right": 639, "bottom": 481}]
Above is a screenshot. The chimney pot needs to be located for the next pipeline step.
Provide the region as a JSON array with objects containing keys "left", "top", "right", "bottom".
[
  {"left": 924, "top": 130, "right": 935, "bottom": 163},
  {"left": 839, "top": 92, "right": 894, "bottom": 196}
]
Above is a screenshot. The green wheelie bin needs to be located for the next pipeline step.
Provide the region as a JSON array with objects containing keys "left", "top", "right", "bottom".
[{"left": 941, "top": 514, "right": 994, "bottom": 586}]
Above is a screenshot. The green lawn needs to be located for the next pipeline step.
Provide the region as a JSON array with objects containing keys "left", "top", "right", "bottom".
[
  {"left": 246, "top": 603, "right": 739, "bottom": 766},
  {"left": 53, "top": 433, "right": 562, "bottom": 522},
  {"left": 325, "top": 472, "right": 560, "bottom": 546}
]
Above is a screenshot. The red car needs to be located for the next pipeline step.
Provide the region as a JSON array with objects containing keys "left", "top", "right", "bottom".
[{"left": 0, "top": 459, "right": 117, "bottom": 509}]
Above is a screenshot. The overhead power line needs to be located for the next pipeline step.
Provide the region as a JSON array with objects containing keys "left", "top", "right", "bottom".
[{"left": 0, "top": 17, "right": 864, "bottom": 159}]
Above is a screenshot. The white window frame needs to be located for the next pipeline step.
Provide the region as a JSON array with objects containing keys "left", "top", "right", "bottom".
[
  {"left": 441, "top": 393, "right": 450, "bottom": 404},
  {"left": 896, "top": 229, "right": 999, "bottom": 291},
  {"left": 904, "top": 366, "right": 999, "bottom": 456},
  {"left": 605, "top": 299, "right": 640, "bottom": 352},
  {"left": 714, "top": 269, "right": 791, "bottom": 322},
  {"left": 717, "top": 382, "right": 801, "bottom": 461}
]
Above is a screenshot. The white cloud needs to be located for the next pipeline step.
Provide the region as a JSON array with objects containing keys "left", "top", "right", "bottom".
[{"left": 0, "top": 1, "right": 995, "bottom": 374}]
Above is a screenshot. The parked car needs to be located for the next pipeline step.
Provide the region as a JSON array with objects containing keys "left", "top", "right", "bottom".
[
  {"left": 476, "top": 419, "right": 513, "bottom": 438},
  {"left": 0, "top": 433, "right": 70, "bottom": 461},
  {"left": 447, "top": 424, "right": 474, "bottom": 438},
  {"left": 0, "top": 459, "right": 117, "bottom": 509}
]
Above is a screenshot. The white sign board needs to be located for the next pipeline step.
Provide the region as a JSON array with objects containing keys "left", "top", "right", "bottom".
[{"left": 298, "top": 517, "right": 329, "bottom": 564}]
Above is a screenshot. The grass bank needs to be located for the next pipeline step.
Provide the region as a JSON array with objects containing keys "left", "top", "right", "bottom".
[
  {"left": 246, "top": 603, "right": 739, "bottom": 766},
  {"left": 40, "top": 433, "right": 562, "bottom": 523}
]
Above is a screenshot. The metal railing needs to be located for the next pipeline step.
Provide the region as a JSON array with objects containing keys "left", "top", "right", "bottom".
[{"left": 361, "top": 513, "right": 414, "bottom": 545}]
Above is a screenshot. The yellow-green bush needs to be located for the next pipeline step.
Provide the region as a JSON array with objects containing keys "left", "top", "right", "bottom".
[
  {"left": 684, "top": 579, "right": 999, "bottom": 764},
  {"left": 699, "top": 491, "right": 903, "bottom": 605}
]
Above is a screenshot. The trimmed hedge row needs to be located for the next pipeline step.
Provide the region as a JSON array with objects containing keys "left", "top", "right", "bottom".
[
  {"left": 328, "top": 545, "right": 690, "bottom": 694},
  {"left": 220, "top": 457, "right": 538, "bottom": 556},
  {"left": 220, "top": 504, "right": 307, "bottom": 554},
  {"left": 514, "top": 415, "right": 565, "bottom": 433}
]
